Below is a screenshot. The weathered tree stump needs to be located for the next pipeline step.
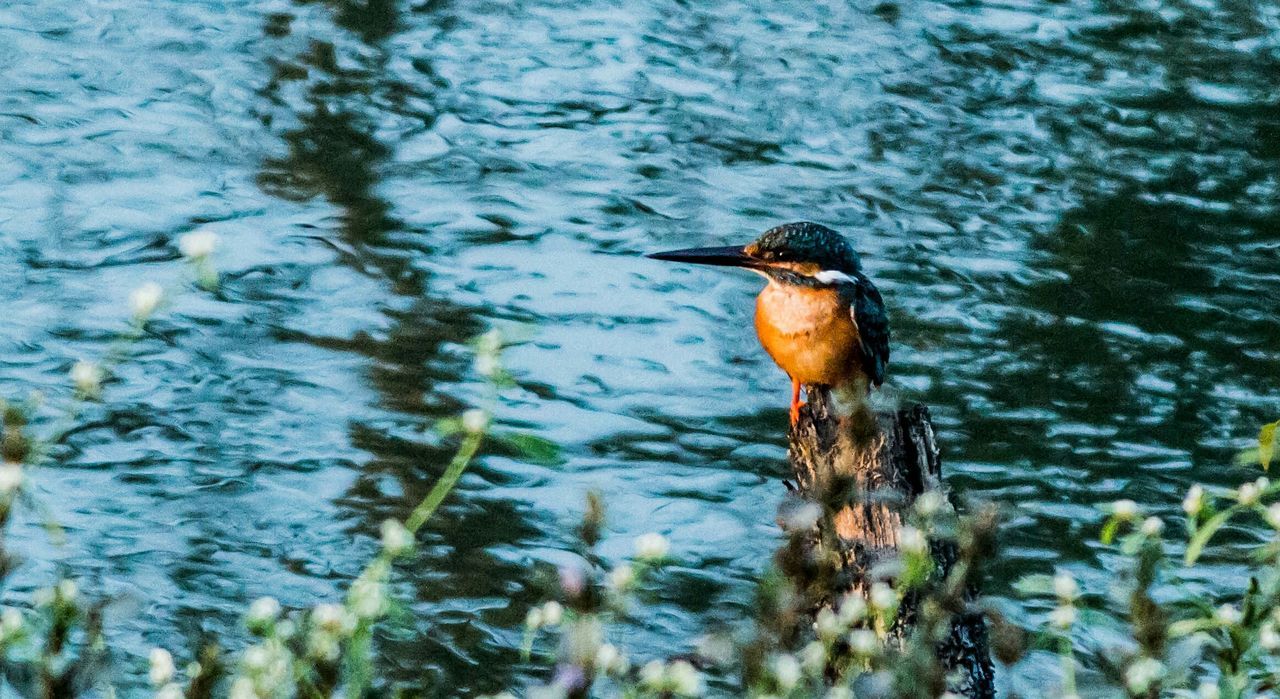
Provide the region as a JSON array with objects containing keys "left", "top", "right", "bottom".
[{"left": 782, "top": 389, "right": 995, "bottom": 698}]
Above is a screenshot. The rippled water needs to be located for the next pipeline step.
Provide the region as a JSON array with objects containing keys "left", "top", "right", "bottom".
[{"left": 1, "top": 0, "right": 1279, "bottom": 693}]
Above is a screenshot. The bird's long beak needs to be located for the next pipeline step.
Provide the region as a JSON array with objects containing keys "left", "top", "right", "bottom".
[{"left": 646, "top": 245, "right": 761, "bottom": 269}]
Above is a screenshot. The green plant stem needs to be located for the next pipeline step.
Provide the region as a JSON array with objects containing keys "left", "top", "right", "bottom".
[{"left": 405, "top": 425, "right": 486, "bottom": 535}]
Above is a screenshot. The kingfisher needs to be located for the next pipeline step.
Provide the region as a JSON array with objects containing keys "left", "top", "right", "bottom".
[{"left": 648, "top": 222, "right": 889, "bottom": 425}]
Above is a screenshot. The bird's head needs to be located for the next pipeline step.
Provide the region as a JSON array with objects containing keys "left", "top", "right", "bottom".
[{"left": 647, "top": 222, "right": 861, "bottom": 285}]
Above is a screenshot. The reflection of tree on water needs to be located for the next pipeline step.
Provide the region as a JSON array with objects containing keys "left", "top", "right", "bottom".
[{"left": 255, "top": 2, "right": 542, "bottom": 693}]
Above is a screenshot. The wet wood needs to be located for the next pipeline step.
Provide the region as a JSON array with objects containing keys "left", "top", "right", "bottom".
[{"left": 784, "top": 389, "right": 996, "bottom": 698}]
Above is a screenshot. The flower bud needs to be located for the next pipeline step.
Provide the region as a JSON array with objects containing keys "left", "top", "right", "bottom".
[
  {"left": 148, "top": 648, "right": 175, "bottom": 686},
  {"left": 1237, "top": 482, "right": 1260, "bottom": 506},
  {"left": 540, "top": 601, "right": 563, "bottom": 626},
  {"left": 847, "top": 629, "right": 879, "bottom": 656},
  {"left": 1111, "top": 499, "right": 1138, "bottom": 519},
  {"left": 1266, "top": 503, "right": 1280, "bottom": 530},
  {"left": 130, "top": 282, "right": 164, "bottom": 320},
  {"left": 1261, "top": 623, "right": 1280, "bottom": 650},
  {"left": 898, "top": 526, "right": 927, "bottom": 554},
  {"left": 1182, "top": 485, "right": 1205, "bottom": 516},
  {"left": 247, "top": 597, "right": 281, "bottom": 625},
  {"left": 668, "top": 660, "right": 701, "bottom": 696},
  {"left": 1049, "top": 605, "right": 1076, "bottom": 629},
  {"left": 178, "top": 231, "right": 219, "bottom": 259},
  {"left": 70, "top": 360, "right": 102, "bottom": 397},
  {"left": 635, "top": 532, "right": 669, "bottom": 561},
  {"left": 462, "top": 409, "right": 489, "bottom": 434},
  {"left": 914, "top": 490, "right": 946, "bottom": 517},
  {"left": 869, "top": 583, "right": 896, "bottom": 613},
  {"left": 1053, "top": 572, "right": 1078, "bottom": 603},
  {"left": 0, "top": 464, "right": 23, "bottom": 494},
  {"left": 772, "top": 654, "right": 801, "bottom": 691},
  {"left": 1125, "top": 657, "right": 1165, "bottom": 695},
  {"left": 607, "top": 564, "right": 634, "bottom": 591},
  {"left": 380, "top": 519, "right": 413, "bottom": 556},
  {"left": 1214, "top": 603, "right": 1240, "bottom": 626},
  {"left": 1141, "top": 516, "right": 1164, "bottom": 537}
]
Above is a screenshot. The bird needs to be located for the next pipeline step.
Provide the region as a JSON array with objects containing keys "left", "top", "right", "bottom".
[{"left": 648, "top": 222, "right": 889, "bottom": 426}]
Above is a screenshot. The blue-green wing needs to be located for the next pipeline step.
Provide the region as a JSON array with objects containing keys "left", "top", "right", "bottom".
[{"left": 844, "top": 274, "right": 890, "bottom": 386}]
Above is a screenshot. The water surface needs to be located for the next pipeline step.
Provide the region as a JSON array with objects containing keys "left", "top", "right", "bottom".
[{"left": 1, "top": 0, "right": 1278, "bottom": 694}]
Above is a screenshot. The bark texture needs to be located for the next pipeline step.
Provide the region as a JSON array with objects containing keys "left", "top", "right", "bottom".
[{"left": 785, "top": 389, "right": 996, "bottom": 698}]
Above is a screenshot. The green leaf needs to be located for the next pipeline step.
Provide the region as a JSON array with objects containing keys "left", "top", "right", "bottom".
[
  {"left": 493, "top": 431, "right": 563, "bottom": 465},
  {"left": 433, "top": 417, "right": 464, "bottom": 437},
  {"left": 1259, "top": 421, "right": 1278, "bottom": 471},
  {"left": 1011, "top": 573, "right": 1055, "bottom": 597},
  {"left": 1184, "top": 508, "right": 1235, "bottom": 566},
  {"left": 1101, "top": 517, "right": 1120, "bottom": 545}
]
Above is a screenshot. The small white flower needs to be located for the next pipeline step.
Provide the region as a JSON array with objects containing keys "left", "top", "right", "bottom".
[
  {"left": 847, "top": 629, "right": 879, "bottom": 656},
  {"left": 70, "top": 360, "right": 102, "bottom": 397},
  {"left": 1, "top": 608, "right": 22, "bottom": 633},
  {"left": 380, "top": 519, "right": 413, "bottom": 556},
  {"left": 228, "top": 677, "right": 256, "bottom": 699},
  {"left": 635, "top": 532, "right": 670, "bottom": 561},
  {"left": 595, "top": 643, "right": 622, "bottom": 674},
  {"left": 1125, "top": 657, "right": 1165, "bottom": 695},
  {"left": 149, "top": 648, "right": 176, "bottom": 686},
  {"left": 1266, "top": 503, "right": 1280, "bottom": 530},
  {"left": 1053, "top": 572, "right": 1078, "bottom": 602},
  {"left": 815, "top": 608, "right": 840, "bottom": 639},
  {"left": 837, "top": 594, "right": 866, "bottom": 624},
  {"left": 477, "top": 329, "right": 503, "bottom": 356},
  {"left": 0, "top": 464, "right": 24, "bottom": 493},
  {"left": 607, "top": 564, "right": 635, "bottom": 591},
  {"left": 178, "top": 230, "right": 219, "bottom": 259},
  {"left": 914, "top": 490, "right": 946, "bottom": 517},
  {"left": 1182, "top": 485, "right": 1205, "bottom": 516},
  {"left": 247, "top": 597, "right": 280, "bottom": 625},
  {"left": 462, "top": 409, "right": 489, "bottom": 434},
  {"left": 130, "top": 282, "right": 164, "bottom": 320},
  {"left": 57, "top": 579, "right": 78, "bottom": 602},
  {"left": 772, "top": 654, "right": 801, "bottom": 690},
  {"left": 243, "top": 645, "right": 270, "bottom": 672},
  {"left": 1112, "top": 499, "right": 1138, "bottom": 519},
  {"left": 639, "top": 659, "right": 665, "bottom": 687},
  {"left": 826, "top": 688, "right": 854, "bottom": 699},
  {"left": 800, "top": 641, "right": 827, "bottom": 673},
  {"left": 869, "top": 583, "right": 896, "bottom": 612},
  {"left": 540, "top": 601, "right": 563, "bottom": 626},
  {"left": 311, "top": 603, "right": 353, "bottom": 635},
  {"left": 1049, "top": 605, "right": 1076, "bottom": 629},
  {"left": 1260, "top": 623, "right": 1280, "bottom": 650},
  {"left": 898, "top": 526, "right": 927, "bottom": 554},
  {"left": 349, "top": 579, "right": 385, "bottom": 619},
  {"left": 1214, "top": 603, "right": 1240, "bottom": 626},
  {"left": 667, "top": 660, "right": 702, "bottom": 696},
  {"left": 1141, "top": 516, "right": 1164, "bottom": 537},
  {"left": 524, "top": 607, "right": 543, "bottom": 629},
  {"left": 1238, "top": 482, "right": 1261, "bottom": 506},
  {"left": 475, "top": 354, "right": 499, "bottom": 378},
  {"left": 155, "top": 684, "right": 184, "bottom": 699},
  {"left": 1197, "top": 681, "right": 1221, "bottom": 699}
]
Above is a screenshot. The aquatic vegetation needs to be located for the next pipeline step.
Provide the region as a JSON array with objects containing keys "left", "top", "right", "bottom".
[{"left": 2, "top": 241, "right": 1280, "bottom": 697}]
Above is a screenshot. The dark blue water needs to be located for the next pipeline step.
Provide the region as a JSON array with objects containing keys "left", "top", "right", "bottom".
[{"left": 1, "top": 0, "right": 1278, "bottom": 693}]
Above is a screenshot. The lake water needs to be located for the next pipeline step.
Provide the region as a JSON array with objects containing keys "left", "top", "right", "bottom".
[{"left": 1, "top": 0, "right": 1278, "bottom": 694}]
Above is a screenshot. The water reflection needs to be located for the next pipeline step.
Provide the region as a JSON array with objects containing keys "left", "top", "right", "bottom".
[
  {"left": 255, "top": 1, "right": 544, "bottom": 691},
  {"left": 1, "top": 0, "right": 1279, "bottom": 693}
]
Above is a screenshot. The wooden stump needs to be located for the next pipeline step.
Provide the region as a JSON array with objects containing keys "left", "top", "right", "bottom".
[{"left": 783, "top": 389, "right": 995, "bottom": 698}]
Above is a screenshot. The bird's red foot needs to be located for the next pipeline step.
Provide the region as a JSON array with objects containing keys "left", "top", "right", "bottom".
[{"left": 789, "top": 379, "right": 804, "bottom": 426}]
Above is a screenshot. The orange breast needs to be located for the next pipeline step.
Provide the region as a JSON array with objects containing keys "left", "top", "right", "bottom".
[{"left": 754, "top": 283, "right": 860, "bottom": 387}]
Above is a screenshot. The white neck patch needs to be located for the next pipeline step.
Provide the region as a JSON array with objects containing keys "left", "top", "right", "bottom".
[{"left": 813, "top": 270, "right": 854, "bottom": 285}]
